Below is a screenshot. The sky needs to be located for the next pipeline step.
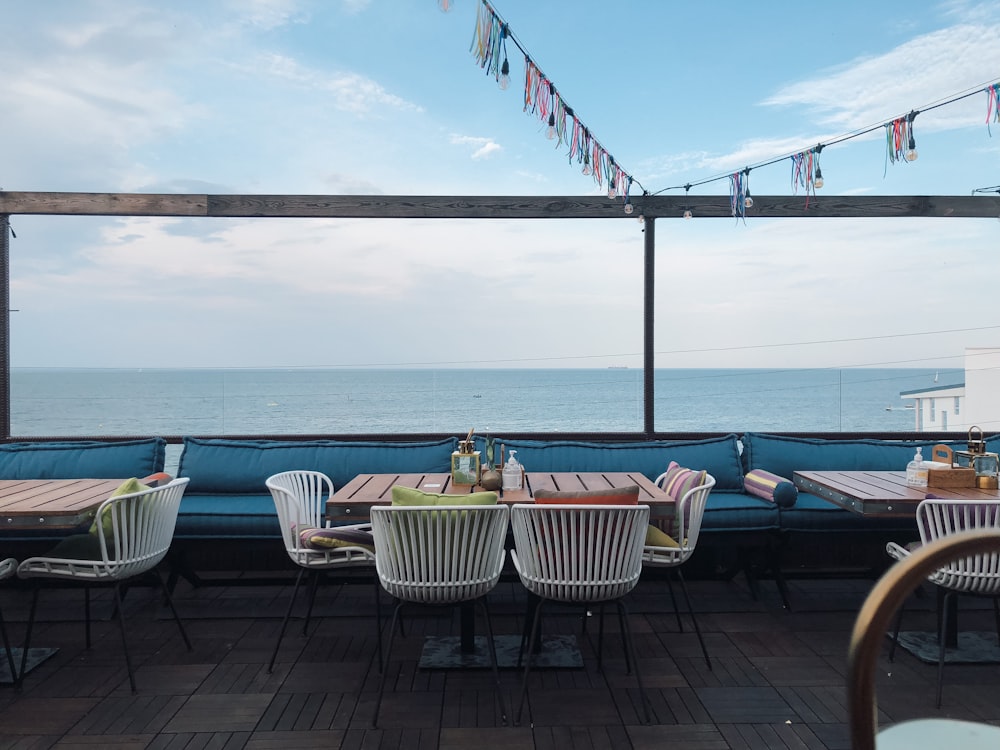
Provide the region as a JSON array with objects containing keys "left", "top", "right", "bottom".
[{"left": 3, "top": 0, "right": 1000, "bottom": 371}]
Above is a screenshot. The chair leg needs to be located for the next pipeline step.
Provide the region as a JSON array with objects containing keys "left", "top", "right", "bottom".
[
  {"left": 993, "top": 597, "right": 1000, "bottom": 645},
  {"left": 0, "top": 605, "right": 18, "bottom": 687},
  {"left": 516, "top": 598, "right": 545, "bottom": 726},
  {"left": 936, "top": 590, "right": 953, "bottom": 709},
  {"left": 111, "top": 583, "right": 137, "bottom": 694},
  {"left": 676, "top": 569, "right": 711, "bottom": 671},
  {"left": 84, "top": 586, "right": 91, "bottom": 649},
  {"left": 17, "top": 588, "right": 39, "bottom": 689},
  {"left": 303, "top": 569, "right": 320, "bottom": 636},
  {"left": 888, "top": 600, "right": 905, "bottom": 662},
  {"left": 478, "top": 598, "right": 507, "bottom": 725},
  {"left": 372, "top": 601, "right": 404, "bottom": 729},
  {"left": 268, "top": 567, "right": 306, "bottom": 673},
  {"left": 664, "top": 573, "right": 684, "bottom": 633},
  {"left": 373, "top": 572, "right": 383, "bottom": 674},
  {"left": 615, "top": 603, "right": 632, "bottom": 675},
  {"left": 155, "top": 568, "right": 191, "bottom": 650},
  {"left": 597, "top": 603, "right": 606, "bottom": 671},
  {"left": 617, "top": 599, "right": 651, "bottom": 723}
]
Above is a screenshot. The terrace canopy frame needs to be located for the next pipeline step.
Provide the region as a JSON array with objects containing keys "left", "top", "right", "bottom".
[{"left": 0, "top": 191, "right": 996, "bottom": 442}]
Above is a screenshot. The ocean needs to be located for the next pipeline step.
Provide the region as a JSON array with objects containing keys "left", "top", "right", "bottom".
[{"left": 8, "top": 367, "right": 953, "bottom": 436}]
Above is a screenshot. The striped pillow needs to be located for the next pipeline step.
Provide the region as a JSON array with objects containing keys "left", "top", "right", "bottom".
[
  {"left": 743, "top": 469, "right": 798, "bottom": 507},
  {"left": 661, "top": 461, "right": 707, "bottom": 502}
]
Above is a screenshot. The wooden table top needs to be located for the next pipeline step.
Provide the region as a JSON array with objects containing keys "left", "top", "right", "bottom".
[
  {"left": 327, "top": 471, "right": 673, "bottom": 521},
  {"left": 0, "top": 478, "right": 125, "bottom": 529},
  {"left": 793, "top": 470, "right": 1000, "bottom": 518}
]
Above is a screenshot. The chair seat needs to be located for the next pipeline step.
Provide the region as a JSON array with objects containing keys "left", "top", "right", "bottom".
[{"left": 877, "top": 718, "right": 1000, "bottom": 749}]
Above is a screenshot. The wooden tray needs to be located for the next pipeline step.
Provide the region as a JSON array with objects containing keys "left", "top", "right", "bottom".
[{"left": 927, "top": 467, "right": 976, "bottom": 488}]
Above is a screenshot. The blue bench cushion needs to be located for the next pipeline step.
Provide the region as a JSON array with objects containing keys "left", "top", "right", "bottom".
[
  {"left": 702, "top": 489, "right": 780, "bottom": 533},
  {"left": 742, "top": 433, "right": 964, "bottom": 478},
  {"left": 492, "top": 434, "right": 745, "bottom": 490},
  {"left": 0, "top": 438, "right": 166, "bottom": 479},
  {"left": 175, "top": 493, "right": 279, "bottom": 539},
  {"left": 178, "top": 437, "right": 458, "bottom": 493}
]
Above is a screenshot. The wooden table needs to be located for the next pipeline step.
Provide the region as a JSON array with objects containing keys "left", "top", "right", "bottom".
[
  {"left": 0, "top": 478, "right": 125, "bottom": 530},
  {"left": 328, "top": 470, "right": 672, "bottom": 522},
  {"left": 792, "top": 470, "right": 1000, "bottom": 518},
  {"left": 329, "top": 470, "right": 670, "bottom": 663}
]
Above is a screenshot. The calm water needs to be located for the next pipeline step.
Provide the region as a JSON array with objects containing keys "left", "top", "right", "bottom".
[{"left": 9, "top": 367, "right": 953, "bottom": 436}]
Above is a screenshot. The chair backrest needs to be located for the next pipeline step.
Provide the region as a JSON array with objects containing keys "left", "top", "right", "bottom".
[
  {"left": 266, "top": 470, "right": 334, "bottom": 555},
  {"left": 848, "top": 529, "right": 1000, "bottom": 750},
  {"left": 370, "top": 504, "right": 509, "bottom": 605},
  {"left": 672, "top": 473, "right": 716, "bottom": 556},
  {"left": 915, "top": 498, "right": 1000, "bottom": 594},
  {"left": 510, "top": 503, "right": 650, "bottom": 603},
  {"left": 0, "top": 557, "right": 15, "bottom": 581},
  {"left": 93, "top": 477, "right": 190, "bottom": 578}
]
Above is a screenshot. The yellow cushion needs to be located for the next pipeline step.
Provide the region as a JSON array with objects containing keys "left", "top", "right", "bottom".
[
  {"left": 88, "top": 477, "right": 150, "bottom": 537},
  {"left": 390, "top": 486, "right": 498, "bottom": 506},
  {"left": 645, "top": 524, "right": 679, "bottom": 548}
]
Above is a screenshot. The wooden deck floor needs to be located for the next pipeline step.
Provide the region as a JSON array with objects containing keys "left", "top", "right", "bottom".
[{"left": 1, "top": 569, "right": 999, "bottom": 749}]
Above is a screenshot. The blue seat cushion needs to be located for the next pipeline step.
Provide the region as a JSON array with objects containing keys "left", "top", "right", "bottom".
[
  {"left": 0, "top": 438, "right": 166, "bottom": 479},
  {"left": 178, "top": 437, "right": 458, "bottom": 493},
  {"left": 701, "top": 490, "right": 780, "bottom": 533},
  {"left": 174, "top": 493, "right": 282, "bottom": 539},
  {"left": 778, "top": 492, "right": 917, "bottom": 534}
]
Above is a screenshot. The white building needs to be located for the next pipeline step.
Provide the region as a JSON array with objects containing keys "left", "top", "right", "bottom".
[{"left": 901, "top": 348, "right": 1000, "bottom": 432}]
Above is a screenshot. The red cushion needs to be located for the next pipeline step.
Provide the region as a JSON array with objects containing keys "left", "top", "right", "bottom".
[{"left": 532, "top": 485, "right": 640, "bottom": 505}]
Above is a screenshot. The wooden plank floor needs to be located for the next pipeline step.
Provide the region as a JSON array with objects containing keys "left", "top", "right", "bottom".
[{"left": 1, "top": 569, "right": 999, "bottom": 749}]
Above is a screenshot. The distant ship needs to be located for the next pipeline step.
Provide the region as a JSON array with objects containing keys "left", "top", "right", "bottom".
[{"left": 607, "top": 366, "right": 628, "bottom": 369}]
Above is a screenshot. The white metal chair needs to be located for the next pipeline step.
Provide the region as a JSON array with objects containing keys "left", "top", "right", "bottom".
[
  {"left": 850, "top": 529, "right": 1000, "bottom": 750},
  {"left": 369, "top": 503, "right": 509, "bottom": 728},
  {"left": 0, "top": 557, "right": 18, "bottom": 687},
  {"left": 885, "top": 497, "right": 1000, "bottom": 707},
  {"left": 642, "top": 472, "right": 716, "bottom": 670},
  {"left": 17, "top": 478, "right": 191, "bottom": 693},
  {"left": 510, "top": 502, "right": 651, "bottom": 726},
  {"left": 265, "top": 470, "right": 379, "bottom": 673}
]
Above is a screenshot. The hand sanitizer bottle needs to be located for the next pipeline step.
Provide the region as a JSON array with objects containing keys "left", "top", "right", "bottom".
[
  {"left": 502, "top": 450, "right": 523, "bottom": 491},
  {"left": 906, "top": 446, "right": 927, "bottom": 487}
]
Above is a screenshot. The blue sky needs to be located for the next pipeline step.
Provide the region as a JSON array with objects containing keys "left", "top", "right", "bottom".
[{"left": 3, "top": 0, "right": 1000, "bottom": 370}]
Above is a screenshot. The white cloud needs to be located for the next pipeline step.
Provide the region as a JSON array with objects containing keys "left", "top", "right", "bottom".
[
  {"left": 449, "top": 134, "right": 502, "bottom": 159},
  {"left": 763, "top": 24, "right": 1000, "bottom": 133}
]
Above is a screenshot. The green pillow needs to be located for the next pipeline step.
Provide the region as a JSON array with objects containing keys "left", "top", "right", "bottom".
[
  {"left": 390, "top": 486, "right": 498, "bottom": 506},
  {"left": 88, "top": 477, "right": 150, "bottom": 537}
]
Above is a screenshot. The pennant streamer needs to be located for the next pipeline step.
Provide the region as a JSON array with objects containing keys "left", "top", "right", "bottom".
[
  {"left": 470, "top": 0, "right": 636, "bottom": 203},
  {"left": 729, "top": 170, "right": 749, "bottom": 220},
  {"left": 986, "top": 83, "right": 1000, "bottom": 136}
]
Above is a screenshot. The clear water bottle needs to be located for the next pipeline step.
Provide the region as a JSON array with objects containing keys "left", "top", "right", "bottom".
[
  {"left": 502, "top": 450, "right": 523, "bottom": 491},
  {"left": 906, "top": 446, "right": 927, "bottom": 487}
]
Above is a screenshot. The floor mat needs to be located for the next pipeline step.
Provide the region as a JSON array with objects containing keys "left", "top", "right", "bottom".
[
  {"left": 419, "top": 634, "right": 583, "bottom": 669},
  {"left": 0, "top": 648, "right": 58, "bottom": 684},
  {"left": 892, "top": 630, "right": 1000, "bottom": 664}
]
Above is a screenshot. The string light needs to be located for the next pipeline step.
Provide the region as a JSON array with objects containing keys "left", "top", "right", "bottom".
[{"left": 683, "top": 184, "right": 693, "bottom": 219}]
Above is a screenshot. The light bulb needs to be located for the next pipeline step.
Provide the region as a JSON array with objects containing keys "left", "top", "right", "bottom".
[
  {"left": 499, "top": 59, "right": 510, "bottom": 90},
  {"left": 637, "top": 214, "right": 645, "bottom": 225},
  {"left": 814, "top": 168, "right": 824, "bottom": 189},
  {"left": 905, "top": 148, "right": 918, "bottom": 162},
  {"left": 581, "top": 160, "right": 592, "bottom": 176},
  {"left": 683, "top": 209, "right": 693, "bottom": 220},
  {"left": 623, "top": 202, "right": 634, "bottom": 215},
  {"left": 546, "top": 113, "right": 556, "bottom": 140},
  {"left": 607, "top": 184, "right": 617, "bottom": 199},
  {"left": 743, "top": 194, "right": 754, "bottom": 209}
]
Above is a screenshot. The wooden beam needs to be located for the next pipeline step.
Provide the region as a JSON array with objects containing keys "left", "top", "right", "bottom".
[{"left": 0, "top": 191, "right": 998, "bottom": 219}]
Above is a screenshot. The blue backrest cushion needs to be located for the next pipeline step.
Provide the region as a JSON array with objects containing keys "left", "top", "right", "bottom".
[
  {"left": 742, "top": 432, "right": 966, "bottom": 478},
  {"left": 487, "top": 434, "right": 744, "bottom": 490},
  {"left": 0, "top": 438, "right": 166, "bottom": 480},
  {"left": 178, "top": 437, "right": 458, "bottom": 493}
]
